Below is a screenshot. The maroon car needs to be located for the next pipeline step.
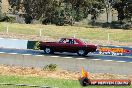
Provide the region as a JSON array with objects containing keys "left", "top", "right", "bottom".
[{"left": 39, "top": 38, "right": 97, "bottom": 56}]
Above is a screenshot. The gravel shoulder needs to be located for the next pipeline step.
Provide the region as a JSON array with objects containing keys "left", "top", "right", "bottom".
[{"left": 0, "top": 65, "right": 132, "bottom": 81}]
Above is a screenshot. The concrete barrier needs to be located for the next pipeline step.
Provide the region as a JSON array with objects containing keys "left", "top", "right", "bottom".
[{"left": 0, "top": 38, "right": 28, "bottom": 49}]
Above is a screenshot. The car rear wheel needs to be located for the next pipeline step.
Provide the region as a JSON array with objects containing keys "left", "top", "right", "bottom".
[
  {"left": 44, "top": 47, "right": 54, "bottom": 54},
  {"left": 77, "top": 49, "right": 88, "bottom": 56}
]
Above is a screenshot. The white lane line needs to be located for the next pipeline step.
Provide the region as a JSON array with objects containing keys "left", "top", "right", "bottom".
[
  {"left": 34, "top": 55, "right": 43, "bottom": 56},
  {"left": 104, "top": 60, "right": 113, "bottom": 62},
  {"left": 0, "top": 38, "right": 4, "bottom": 39},
  {"left": 11, "top": 39, "right": 19, "bottom": 40},
  {"left": 116, "top": 61, "right": 126, "bottom": 63},
  {"left": 63, "top": 57, "right": 72, "bottom": 59},
  {"left": 91, "top": 59, "right": 101, "bottom": 61},
  {"left": 50, "top": 56, "right": 59, "bottom": 58},
  {"left": 9, "top": 53, "right": 18, "bottom": 55},
  {"left": 76, "top": 58, "right": 85, "bottom": 60},
  {"left": 22, "top": 54, "right": 32, "bottom": 56},
  {"left": 92, "top": 54, "right": 132, "bottom": 58},
  {"left": 0, "top": 52, "right": 5, "bottom": 54}
]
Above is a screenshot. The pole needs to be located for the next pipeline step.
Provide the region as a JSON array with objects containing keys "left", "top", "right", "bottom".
[
  {"left": 74, "top": 34, "right": 76, "bottom": 38},
  {"left": 39, "top": 29, "right": 42, "bottom": 36},
  {"left": 6, "top": 25, "right": 8, "bottom": 34},
  {"left": 107, "top": 33, "right": 110, "bottom": 45},
  {"left": 106, "top": 5, "right": 108, "bottom": 23},
  {"left": 0, "top": 0, "right": 2, "bottom": 18}
]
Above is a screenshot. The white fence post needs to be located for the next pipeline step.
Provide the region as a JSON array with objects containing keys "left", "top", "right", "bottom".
[
  {"left": 39, "top": 29, "right": 42, "bottom": 36},
  {"left": 6, "top": 25, "right": 9, "bottom": 34},
  {"left": 107, "top": 33, "right": 110, "bottom": 45},
  {"left": 73, "top": 34, "right": 76, "bottom": 38}
]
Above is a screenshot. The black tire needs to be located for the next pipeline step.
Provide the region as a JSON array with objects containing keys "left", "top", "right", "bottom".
[
  {"left": 79, "top": 77, "right": 91, "bottom": 86},
  {"left": 44, "top": 47, "right": 54, "bottom": 54},
  {"left": 77, "top": 49, "right": 88, "bottom": 56}
]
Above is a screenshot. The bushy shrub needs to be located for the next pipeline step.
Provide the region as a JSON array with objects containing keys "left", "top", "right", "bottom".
[
  {"left": 8, "top": 16, "right": 16, "bottom": 23},
  {"left": 33, "top": 41, "right": 40, "bottom": 50},
  {"left": 0, "top": 16, "right": 16, "bottom": 23},
  {"left": 43, "top": 64, "right": 57, "bottom": 71}
]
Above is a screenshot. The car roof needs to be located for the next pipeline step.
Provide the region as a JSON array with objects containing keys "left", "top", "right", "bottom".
[
  {"left": 61, "top": 38, "right": 82, "bottom": 42},
  {"left": 62, "top": 38, "right": 78, "bottom": 40}
]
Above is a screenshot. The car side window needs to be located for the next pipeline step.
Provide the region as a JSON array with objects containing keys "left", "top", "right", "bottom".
[
  {"left": 68, "top": 39, "right": 74, "bottom": 44},
  {"left": 66, "top": 39, "right": 70, "bottom": 43},
  {"left": 59, "top": 38, "right": 65, "bottom": 43},
  {"left": 61, "top": 39, "right": 69, "bottom": 44}
]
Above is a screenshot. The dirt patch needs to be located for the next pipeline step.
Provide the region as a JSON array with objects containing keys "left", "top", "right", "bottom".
[{"left": 0, "top": 65, "right": 131, "bottom": 81}]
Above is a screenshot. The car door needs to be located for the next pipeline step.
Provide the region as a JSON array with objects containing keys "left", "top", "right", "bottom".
[
  {"left": 62, "top": 39, "right": 80, "bottom": 52},
  {"left": 60, "top": 39, "right": 71, "bottom": 52},
  {"left": 53, "top": 38, "right": 69, "bottom": 52}
]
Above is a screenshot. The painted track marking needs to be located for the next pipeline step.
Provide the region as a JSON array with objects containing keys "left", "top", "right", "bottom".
[
  {"left": 103, "top": 60, "right": 113, "bottom": 62},
  {"left": 91, "top": 59, "right": 101, "bottom": 61},
  {"left": 9, "top": 53, "right": 18, "bottom": 55},
  {"left": 0, "top": 52, "right": 5, "bottom": 54},
  {"left": 76, "top": 58, "right": 85, "bottom": 60},
  {"left": 22, "top": 54, "right": 32, "bottom": 56},
  {"left": 35, "top": 55, "right": 43, "bottom": 57},
  {"left": 63, "top": 57, "right": 72, "bottom": 59},
  {"left": 116, "top": 61, "right": 126, "bottom": 63},
  {"left": 50, "top": 56, "right": 59, "bottom": 58},
  {"left": 0, "top": 51, "right": 132, "bottom": 63}
]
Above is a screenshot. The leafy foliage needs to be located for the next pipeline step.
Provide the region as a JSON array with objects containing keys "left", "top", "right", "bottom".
[
  {"left": 33, "top": 41, "right": 40, "bottom": 50},
  {"left": 5, "top": 0, "right": 132, "bottom": 25},
  {"left": 7, "top": 0, "right": 106, "bottom": 25},
  {"left": 0, "top": 0, "right": 2, "bottom": 18},
  {"left": 43, "top": 64, "right": 57, "bottom": 71},
  {"left": 113, "top": 0, "right": 132, "bottom": 22}
]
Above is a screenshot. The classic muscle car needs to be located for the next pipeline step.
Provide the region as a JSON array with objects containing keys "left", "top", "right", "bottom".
[{"left": 39, "top": 38, "right": 97, "bottom": 56}]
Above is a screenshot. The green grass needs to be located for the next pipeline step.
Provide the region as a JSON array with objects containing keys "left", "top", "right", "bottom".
[
  {"left": 0, "top": 75, "right": 131, "bottom": 88},
  {"left": 0, "top": 22, "right": 132, "bottom": 42}
]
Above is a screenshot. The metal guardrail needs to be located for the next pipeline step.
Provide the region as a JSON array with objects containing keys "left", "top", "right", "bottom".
[{"left": 0, "top": 38, "right": 28, "bottom": 49}]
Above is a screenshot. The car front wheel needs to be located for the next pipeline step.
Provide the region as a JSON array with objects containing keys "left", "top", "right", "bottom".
[
  {"left": 44, "top": 47, "right": 53, "bottom": 54},
  {"left": 77, "top": 49, "right": 88, "bottom": 56}
]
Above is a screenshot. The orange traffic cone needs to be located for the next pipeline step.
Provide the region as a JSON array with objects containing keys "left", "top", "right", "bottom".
[{"left": 82, "top": 67, "right": 89, "bottom": 78}]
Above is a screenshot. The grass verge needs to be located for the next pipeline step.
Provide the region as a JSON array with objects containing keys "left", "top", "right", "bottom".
[
  {"left": 0, "top": 75, "right": 131, "bottom": 88},
  {"left": 0, "top": 22, "right": 132, "bottom": 42}
]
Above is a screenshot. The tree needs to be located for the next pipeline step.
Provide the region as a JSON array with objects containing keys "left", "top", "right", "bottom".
[
  {"left": 0, "top": 0, "right": 2, "bottom": 18},
  {"left": 124, "top": 1, "right": 132, "bottom": 22},
  {"left": 113, "top": 0, "right": 132, "bottom": 22},
  {"left": 7, "top": 0, "right": 106, "bottom": 25}
]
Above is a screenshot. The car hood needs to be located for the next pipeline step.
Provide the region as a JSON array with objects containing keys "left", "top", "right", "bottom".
[{"left": 86, "top": 44, "right": 97, "bottom": 48}]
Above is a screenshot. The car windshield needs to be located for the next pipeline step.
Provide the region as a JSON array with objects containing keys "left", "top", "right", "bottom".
[{"left": 58, "top": 38, "right": 65, "bottom": 43}]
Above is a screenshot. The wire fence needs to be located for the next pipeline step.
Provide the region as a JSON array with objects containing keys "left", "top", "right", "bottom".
[{"left": 0, "top": 22, "right": 132, "bottom": 47}]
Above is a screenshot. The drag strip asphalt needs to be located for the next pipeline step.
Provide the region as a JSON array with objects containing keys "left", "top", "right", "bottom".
[
  {"left": 0, "top": 48, "right": 132, "bottom": 75},
  {"left": 0, "top": 52, "right": 132, "bottom": 75},
  {"left": 0, "top": 48, "right": 132, "bottom": 63}
]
